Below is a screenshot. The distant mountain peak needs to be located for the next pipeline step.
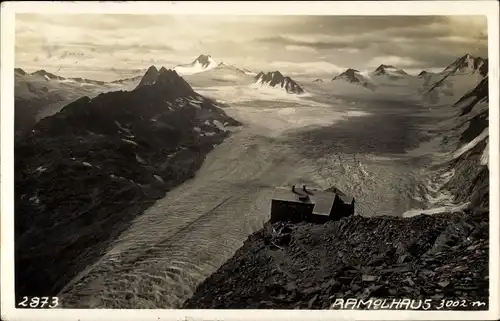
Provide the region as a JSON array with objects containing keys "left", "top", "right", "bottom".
[
  {"left": 192, "top": 54, "right": 216, "bottom": 68},
  {"left": 31, "top": 69, "right": 66, "bottom": 81},
  {"left": 443, "top": 54, "right": 488, "bottom": 76},
  {"left": 173, "top": 54, "right": 218, "bottom": 75},
  {"left": 254, "top": 70, "right": 304, "bottom": 94},
  {"left": 135, "top": 66, "right": 193, "bottom": 96},
  {"left": 15, "top": 68, "right": 27, "bottom": 75},
  {"left": 418, "top": 70, "right": 428, "bottom": 76},
  {"left": 376, "top": 64, "right": 395, "bottom": 70},
  {"left": 195, "top": 54, "right": 211, "bottom": 63},
  {"left": 136, "top": 66, "right": 160, "bottom": 88},
  {"left": 373, "top": 64, "right": 408, "bottom": 77},
  {"left": 332, "top": 68, "right": 372, "bottom": 89}
]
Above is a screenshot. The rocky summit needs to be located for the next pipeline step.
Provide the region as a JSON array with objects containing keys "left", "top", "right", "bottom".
[
  {"left": 255, "top": 71, "right": 304, "bottom": 94},
  {"left": 14, "top": 67, "right": 241, "bottom": 300}
]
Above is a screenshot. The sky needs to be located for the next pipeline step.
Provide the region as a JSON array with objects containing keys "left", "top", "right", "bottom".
[{"left": 15, "top": 14, "right": 488, "bottom": 81}]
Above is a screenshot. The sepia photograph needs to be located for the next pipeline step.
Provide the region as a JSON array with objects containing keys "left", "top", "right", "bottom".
[{"left": 1, "top": 1, "right": 499, "bottom": 320}]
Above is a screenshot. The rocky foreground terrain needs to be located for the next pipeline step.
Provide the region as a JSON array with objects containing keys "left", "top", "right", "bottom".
[{"left": 15, "top": 68, "right": 241, "bottom": 300}]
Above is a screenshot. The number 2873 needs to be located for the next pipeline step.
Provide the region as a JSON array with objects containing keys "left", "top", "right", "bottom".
[{"left": 17, "top": 296, "right": 59, "bottom": 308}]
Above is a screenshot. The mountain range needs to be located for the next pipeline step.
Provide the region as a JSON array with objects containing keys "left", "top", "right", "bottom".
[
  {"left": 173, "top": 54, "right": 219, "bottom": 75},
  {"left": 14, "top": 53, "right": 489, "bottom": 135}
]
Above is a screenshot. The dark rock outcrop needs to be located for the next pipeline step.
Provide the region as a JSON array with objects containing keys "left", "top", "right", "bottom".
[
  {"left": 31, "top": 69, "right": 66, "bottom": 80},
  {"left": 135, "top": 65, "right": 159, "bottom": 88},
  {"left": 427, "top": 54, "right": 488, "bottom": 94},
  {"left": 443, "top": 54, "right": 488, "bottom": 77},
  {"left": 14, "top": 74, "right": 66, "bottom": 137},
  {"left": 15, "top": 67, "right": 241, "bottom": 301},
  {"left": 14, "top": 69, "right": 114, "bottom": 136}
]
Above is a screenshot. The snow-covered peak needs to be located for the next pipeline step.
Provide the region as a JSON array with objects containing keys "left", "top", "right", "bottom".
[
  {"left": 174, "top": 54, "right": 218, "bottom": 75},
  {"left": 214, "top": 62, "right": 248, "bottom": 74},
  {"left": 333, "top": 68, "right": 361, "bottom": 82},
  {"left": 31, "top": 69, "right": 66, "bottom": 81},
  {"left": 332, "top": 68, "right": 374, "bottom": 89}
]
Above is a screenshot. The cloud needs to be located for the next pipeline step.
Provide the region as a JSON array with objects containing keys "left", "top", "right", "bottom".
[
  {"left": 14, "top": 14, "right": 488, "bottom": 79},
  {"left": 266, "top": 61, "right": 344, "bottom": 76}
]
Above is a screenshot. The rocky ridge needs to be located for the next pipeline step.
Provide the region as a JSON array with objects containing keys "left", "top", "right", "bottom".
[
  {"left": 15, "top": 67, "right": 241, "bottom": 301},
  {"left": 254, "top": 71, "right": 305, "bottom": 94}
]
